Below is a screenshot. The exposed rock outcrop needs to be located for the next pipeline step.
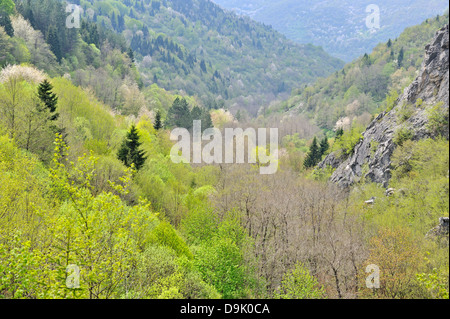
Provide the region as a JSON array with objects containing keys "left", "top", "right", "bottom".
[
  {"left": 426, "top": 217, "right": 450, "bottom": 239},
  {"left": 320, "top": 25, "right": 449, "bottom": 188}
]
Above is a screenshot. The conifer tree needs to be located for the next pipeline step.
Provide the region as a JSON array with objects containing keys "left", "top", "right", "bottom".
[
  {"left": 167, "top": 97, "right": 192, "bottom": 129},
  {"left": 38, "top": 79, "right": 59, "bottom": 121},
  {"left": 201, "top": 109, "right": 213, "bottom": 130},
  {"left": 319, "top": 137, "right": 330, "bottom": 158},
  {"left": 47, "top": 26, "right": 62, "bottom": 61},
  {"left": 304, "top": 137, "right": 320, "bottom": 169},
  {"left": 397, "top": 47, "right": 404, "bottom": 68},
  {"left": 191, "top": 106, "right": 202, "bottom": 121},
  {"left": 117, "top": 125, "right": 147, "bottom": 170},
  {"left": 154, "top": 110, "right": 163, "bottom": 130},
  {"left": 0, "top": 0, "right": 15, "bottom": 37}
]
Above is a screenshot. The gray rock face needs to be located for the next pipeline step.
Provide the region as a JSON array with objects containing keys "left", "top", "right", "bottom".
[
  {"left": 426, "top": 217, "right": 450, "bottom": 238},
  {"left": 321, "top": 25, "right": 449, "bottom": 188}
]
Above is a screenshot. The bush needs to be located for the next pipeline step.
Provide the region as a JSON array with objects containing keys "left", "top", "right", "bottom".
[
  {"left": 275, "top": 263, "right": 325, "bottom": 299},
  {"left": 393, "top": 126, "right": 413, "bottom": 146}
]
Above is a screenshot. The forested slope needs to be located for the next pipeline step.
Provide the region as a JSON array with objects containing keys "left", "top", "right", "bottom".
[
  {"left": 267, "top": 13, "right": 449, "bottom": 132},
  {"left": 0, "top": 0, "right": 448, "bottom": 300}
]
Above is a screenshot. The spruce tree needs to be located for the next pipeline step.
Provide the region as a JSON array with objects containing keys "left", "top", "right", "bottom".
[
  {"left": 167, "top": 97, "right": 192, "bottom": 130},
  {"left": 319, "top": 137, "right": 330, "bottom": 158},
  {"left": 191, "top": 106, "right": 202, "bottom": 121},
  {"left": 397, "top": 47, "right": 404, "bottom": 68},
  {"left": 47, "top": 26, "right": 62, "bottom": 61},
  {"left": 201, "top": 109, "right": 213, "bottom": 130},
  {"left": 0, "top": 13, "right": 14, "bottom": 37},
  {"left": 117, "top": 125, "right": 147, "bottom": 170},
  {"left": 304, "top": 137, "right": 320, "bottom": 169},
  {"left": 0, "top": 0, "right": 14, "bottom": 36},
  {"left": 38, "top": 79, "right": 59, "bottom": 121},
  {"left": 154, "top": 110, "right": 163, "bottom": 130}
]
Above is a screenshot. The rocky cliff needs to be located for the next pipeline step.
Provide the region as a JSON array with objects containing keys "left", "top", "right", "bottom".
[{"left": 320, "top": 25, "right": 449, "bottom": 188}]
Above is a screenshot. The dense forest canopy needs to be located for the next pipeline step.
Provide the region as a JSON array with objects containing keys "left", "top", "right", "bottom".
[{"left": 0, "top": 0, "right": 448, "bottom": 301}]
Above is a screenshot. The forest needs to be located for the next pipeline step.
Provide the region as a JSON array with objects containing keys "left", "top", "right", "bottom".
[{"left": 0, "top": 0, "right": 448, "bottom": 300}]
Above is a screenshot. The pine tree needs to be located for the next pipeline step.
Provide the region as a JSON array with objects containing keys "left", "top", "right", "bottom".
[
  {"left": 117, "top": 125, "right": 147, "bottom": 170},
  {"left": 167, "top": 97, "right": 192, "bottom": 130},
  {"left": 200, "top": 59, "right": 207, "bottom": 73},
  {"left": 38, "top": 79, "right": 59, "bottom": 121},
  {"left": 304, "top": 137, "right": 320, "bottom": 169},
  {"left": 336, "top": 127, "right": 344, "bottom": 139},
  {"left": 0, "top": 13, "right": 14, "bottom": 37},
  {"left": 387, "top": 39, "right": 392, "bottom": 48},
  {"left": 201, "top": 109, "right": 213, "bottom": 130},
  {"left": 397, "top": 47, "right": 404, "bottom": 68},
  {"left": 154, "top": 110, "right": 163, "bottom": 130},
  {"left": 191, "top": 106, "right": 202, "bottom": 121},
  {"left": 0, "top": 0, "right": 14, "bottom": 36},
  {"left": 319, "top": 137, "right": 330, "bottom": 158},
  {"left": 47, "top": 26, "right": 62, "bottom": 61},
  {"left": 127, "top": 48, "right": 135, "bottom": 63}
]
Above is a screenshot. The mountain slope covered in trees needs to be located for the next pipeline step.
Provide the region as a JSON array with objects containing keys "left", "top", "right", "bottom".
[
  {"left": 68, "top": 0, "right": 344, "bottom": 114},
  {"left": 213, "top": 0, "right": 449, "bottom": 62},
  {"left": 0, "top": 0, "right": 448, "bottom": 301},
  {"left": 265, "top": 14, "right": 449, "bottom": 133}
]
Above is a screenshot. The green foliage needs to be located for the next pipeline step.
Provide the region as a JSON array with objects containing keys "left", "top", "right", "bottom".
[
  {"left": 319, "top": 136, "right": 330, "bottom": 157},
  {"left": 37, "top": 79, "right": 59, "bottom": 121},
  {"left": 417, "top": 268, "right": 449, "bottom": 299},
  {"left": 275, "top": 263, "right": 325, "bottom": 299},
  {"left": 213, "top": 0, "right": 449, "bottom": 62},
  {"left": 397, "top": 103, "right": 415, "bottom": 123},
  {"left": 393, "top": 126, "right": 414, "bottom": 146},
  {"left": 426, "top": 102, "right": 448, "bottom": 137},
  {"left": 332, "top": 125, "right": 365, "bottom": 158},
  {"left": 384, "top": 89, "right": 399, "bottom": 112},
  {"left": 167, "top": 97, "right": 192, "bottom": 129},
  {"left": 149, "top": 221, "right": 193, "bottom": 259},
  {"left": 303, "top": 137, "right": 321, "bottom": 169},
  {"left": 117, "top": 124, "right": 147, "bottom": 170},
  {"left": 397, "top": 47, "right": 405, "bottom": 68},
  {"left": 268, "top": 13, "right": 448, "bottom": 130},
  {"left": 154, "top": 109, "right": 163, "bottom": 130}
]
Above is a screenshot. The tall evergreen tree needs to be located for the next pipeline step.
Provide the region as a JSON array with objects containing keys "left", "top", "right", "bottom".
[
  {"left": 397, "top": 47, "right": 404, "bottom": 68},
  {"left": 387, "top": 39, "right": 392, "bottom": 48},
  {"left": 304, "top": 137, "right": 321, "bottom": 169},
  {"left": 127, "top": 48, "right": 135, "bottom": 63},
  {"left": 154, "top": 110, "right": 163, "bottom": 130},
  {"left": 167, "top": 97, "right": 192, "bottom": 130},
  {"left": 201, "top": 109, "right": 213, "bottom": 130},
  {"left": 47, "top": 26, "right": 62, "bottom": 61},
  {"left": 190, "top": 106, "right": 202, "bottom": 121},
  {"left": 0, "top": 0, "right": 15, "bottom": 37},
  {"left": 117, "top": 125, "right": 147, "bottom": 170},
  {"left": 0, "top": 13, "right": 13, "bottom": 37},
  {"left": 319, "top": 137, "right": 330, "bottom": 158},
  {"left": 38, "top": 79, "right": 59, "bottom": 121}
]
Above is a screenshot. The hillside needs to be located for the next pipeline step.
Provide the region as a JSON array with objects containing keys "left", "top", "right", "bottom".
[
  {"left": 66, "top": 0, "right": 344, "bottom": 114},
  {"left": 0, "top": 0, "right": 448, "bottom": 303},
  {"left": 213, "top": 0, "right": 449, "bottom": 62},
  {"left": 320, "top": 24, "right": 449, "bottom": 188},
  {"left": 265, "top": 14, "right": 449, "bottom": 132}
]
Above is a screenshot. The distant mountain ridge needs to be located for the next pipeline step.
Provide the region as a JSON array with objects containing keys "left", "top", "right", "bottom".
[{"left": 212, "top": 0, "right": 449, "bottom": 62}]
